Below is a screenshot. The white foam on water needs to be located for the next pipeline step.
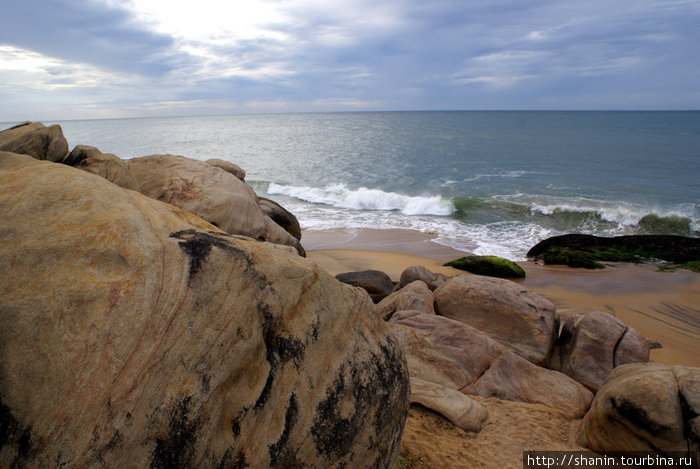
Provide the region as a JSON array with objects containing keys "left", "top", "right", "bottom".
[
  {"left": 275, "top": 196, "right": 555, "bottom": 260},
  {"left": 431, "top": 222, "right": 558, "bottom": 261},
  {"left": 494, "top": 193, "right": 698, "bottom": 230},
  {"left": 265, "top": 184, "right": 697, "bottom": 262},
  {"left": 268, "top": 182, "right": 455, "bottom": 216}
]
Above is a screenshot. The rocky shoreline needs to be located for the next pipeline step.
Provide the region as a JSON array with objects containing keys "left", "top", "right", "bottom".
[{"left": 1, "top": 122, "right": 698, "bottom": 468}]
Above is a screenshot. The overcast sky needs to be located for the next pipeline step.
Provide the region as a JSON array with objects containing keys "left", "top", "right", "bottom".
[{"left": 1, "top": 0, "right": 699, "bottom": 121}]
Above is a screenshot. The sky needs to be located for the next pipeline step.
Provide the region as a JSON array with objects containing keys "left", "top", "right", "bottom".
[{"left": 1, "top": 0, "right": 699, "bottom": 121}]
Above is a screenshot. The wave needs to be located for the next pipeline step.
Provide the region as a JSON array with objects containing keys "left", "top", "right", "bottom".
[
  {"left": 452, "top": 193, "right": 698, "bottom": 236},
  {"left": 267, "top": 183, "right": 455, "bottom": 216},
  {"left": 260, "top": 183, "right": 696, "bottom": 260}
]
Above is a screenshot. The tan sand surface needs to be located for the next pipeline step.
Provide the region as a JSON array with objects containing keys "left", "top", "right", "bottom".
[{"left": 400, "top": 398, "right": 585, "bottom": 469}]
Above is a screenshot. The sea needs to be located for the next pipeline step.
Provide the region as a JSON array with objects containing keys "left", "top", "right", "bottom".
[{"left": 31, "top": 111, "right": 700, "bottom": 260}]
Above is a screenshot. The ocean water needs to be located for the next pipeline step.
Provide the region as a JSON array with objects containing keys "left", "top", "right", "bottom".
[{"left": 38, "top": 111, "right": 700, "bottom": 260}]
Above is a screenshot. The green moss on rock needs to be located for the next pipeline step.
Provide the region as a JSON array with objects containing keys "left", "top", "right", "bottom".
[
  {"left": 527, "top": 234, "right": 700, "bottom": 270},
  {"left": 658, "top": 261, "right": 700, "bottom": 273},
  {"left": 542, "top": 247, "right": 606, "bottom": 269},
  {"left": 444, "top": 255, "right": 526, "bottom": 278}
]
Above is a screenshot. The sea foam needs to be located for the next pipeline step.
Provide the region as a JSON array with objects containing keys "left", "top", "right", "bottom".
[{"left": 268, "top": 183, "right": 455, "bottom": 216}]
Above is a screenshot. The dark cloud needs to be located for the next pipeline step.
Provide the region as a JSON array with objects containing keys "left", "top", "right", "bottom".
[{"left": 0, "top": 0, "right": 178, "bottom": 75}]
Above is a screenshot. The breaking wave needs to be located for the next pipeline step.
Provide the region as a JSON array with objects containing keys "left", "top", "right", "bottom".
[{"left": 267, "top": 183, "right": 455, "bottom": 216}]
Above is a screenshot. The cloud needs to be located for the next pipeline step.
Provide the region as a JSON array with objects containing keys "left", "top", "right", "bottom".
[
  {"left": 0, "top": 0, "right": 178, "bottom": 76},
  {"left": 311, "top": 98, "right": 381, "bottom": 110},
  {"left": 1, "top": 0, "right": 699, "bottom": 120}
]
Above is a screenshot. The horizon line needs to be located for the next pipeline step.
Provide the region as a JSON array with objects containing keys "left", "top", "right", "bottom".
[{"left": 2, "top": 108, "right": 700, "bottom": 125}]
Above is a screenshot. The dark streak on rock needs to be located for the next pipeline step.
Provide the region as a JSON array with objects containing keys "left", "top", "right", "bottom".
[
  {"left": 253, "top": 306, "right": 306, "bottom": 410},
  {"left": 678, "top": 390, "right": 699, "bottom": 454},
  {"left": 269, "top": 393, "right": 301, "bottom": 467},
  {"left": 1, "top": 398, "right": 36, "bottom": 466},
  {"left": 312, "top": 369, "right": 353, "bottom": 458},
  {"left": 200, "top": 374, "right": 210, "bottom": 395},
  {"left": 310, "top": 318, "right": 320, "bottom": 342},
  {"left": 311, "top": 339, "right": 409, "bottom": 462},
  {"left": 612, "top": 396, "right": 669, "bottom": 434},
  {"left": 103, "top": 430, "right": 124, "bottom": 452},
  {"left": 170, "top": 229, "right": 247, "bottom": 282},
  {"left": 612, "top": 326, "right": 629, "bottom": 368},
  {"left": 254, "top": 373, "right": 276, "bottom": 411},
  {"left": 15, "top": 426, "right": 33, "bottom": 464},
  {"left": 230, "top": 408, "right": 247, "bottom": 439},
  {"left": 150, "top": 395, "right": 200, "bottom": 469},
  {"left": 371, "top": 342, "right": 410, "bottom": 439},
  {"left": 0, "top": 399, "right": 18, "bottom": 450},
  {"left": 218, "top": 448, "right": 248, "bottom": 469}
]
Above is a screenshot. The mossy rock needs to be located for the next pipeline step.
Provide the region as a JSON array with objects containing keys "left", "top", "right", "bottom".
[
  {"left": 658, "top": 260, "right": 700, "bottom": 273},
  {"left": 444, "top": 255, "right": 526, "bottom": 278},
  {"left": 542, "top": 247, "right": 606, "bottom": 269},
  {"left": 527, "top": 234, "right": 700, "bottom": 269}
]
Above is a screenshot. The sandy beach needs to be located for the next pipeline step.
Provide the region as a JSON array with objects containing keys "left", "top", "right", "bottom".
[{"left": 305, "top": 228, "right": 700, "bottom": 367}]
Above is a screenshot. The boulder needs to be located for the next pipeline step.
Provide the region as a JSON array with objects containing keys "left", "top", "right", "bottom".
[
  {"left": 559, "top": 311, "right": 650, "bottom": 392},
  {"left": 0, "top": 151, "right": 40, "bottom": 170},
  {"left": 444, "top": 255, "right": 526, "bottom": 278},
  {"left": 389, "top": 311, "right": 593, "bottom": 418},
  {"left": 579, "top": 363, "right": 699, "bottom": 458},
  {"left": 127, "top": 154, "right": 304, "bottom": 255},
  {"left": 434, "top": 274, "right": 558, "bottom": 366},
  {"left": 527, "top": 233, "right": 700, "bottom": 268},
  {"left": 62, "top": 143, "right": 102, "bottom": 165},
  {"left": 335, "top": 270, "right": 395, "bottom": 303},
  {"left": 258, "top": 197, "right": 303, "bottom": 241},
  {"left": 376, "top": 281, "right": 435, "bottom": 320},
  {"left": 0, "top": 122, "right": 46, "bottom": 148},
  {"left": 0, "top": 159, "right": 410, "bottom": 468},
  {"left": 0, "top": 121, "right": 69, "bottom": 162},
  {"left": 399, "top": 265, "right": 448, "bottom": 291},
  {"left": 63, "top": 145, "right": 140, "bottom": 191},
  {"left": 410, "top": 377, "right": 488, "bottom": 433},
  {"left": 206, "top": 158, "right": 246, "bottom": 181}
]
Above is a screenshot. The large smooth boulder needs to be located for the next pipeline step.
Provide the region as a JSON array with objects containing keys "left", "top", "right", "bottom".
[
  {"left": 434, "top": 274, "right": 558, "bottom": 366},
  {"left": 376, "top": 281, "right": 435, "bottom": 320},
  {"left": 389, "top": 311, "right": 593, "bottom": 418},
  {"left": 206, "top": 158, "right": 246, "bottom": 181},
  {"left": 579, "top": 363, "right": 699, "bottom": 458},
  {"left": 409, "top": 377, "right": 487, "bottom": 433},
  {"left": 335, "top": 270, "right": 395, "bottom": 303},
  {"left": 63, "top": 145, "right": 141, "bottom": 191},
  {"left": 0, "top": 121, "right": 69, "bottom": 162},
  {"left": 444, "top": 255, "right": 526, "bottom": 278},
  {"left": 0, "top": 159, "right": 409, "bottom": 468},
  {"left": 258, "top": 197, "right": 303, "bottom": 241},
  {"left": 0, "top": 151, "right": 39, "bottom": 170},
  {"left": 558, "top": 311, "right": 650, "bottom": 392},
  {"left": 128, "top": 154, "right": 304, "bottom": 255},
  {"left": 399, "top": 265, "right": 448, "bottom": 291}
]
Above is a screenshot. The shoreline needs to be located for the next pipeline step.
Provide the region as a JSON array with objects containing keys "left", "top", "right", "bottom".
[
  {"left": 304, "top": 227, "right": 700, "bottom": 367},
  {"left": 302, "top": 227, "right": 474, "bottom": 259}
]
